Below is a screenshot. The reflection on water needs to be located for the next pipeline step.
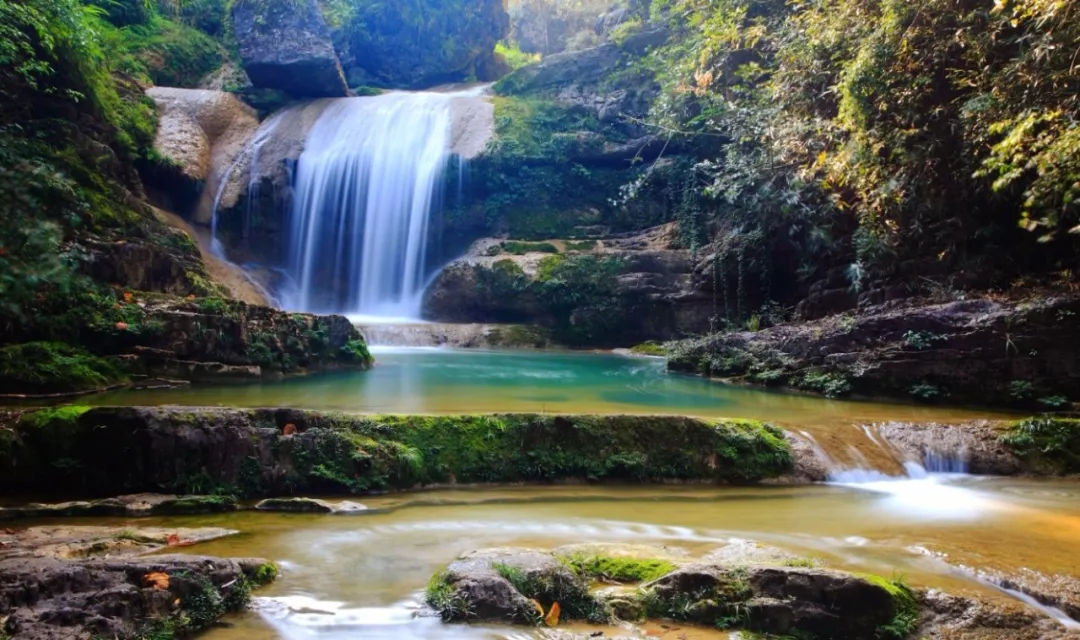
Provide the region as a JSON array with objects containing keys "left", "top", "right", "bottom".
[
  {"left": 48, "top": 479, "right": 1064, "bottom": 639},
  {"left": 83, "top": 348, "right": 1011, "bottom": 427}
]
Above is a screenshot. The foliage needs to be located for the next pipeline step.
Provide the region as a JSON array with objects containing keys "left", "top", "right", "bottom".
[
  {"left": 501, "top": 240, "right": 560, "bottom": 254},
  {"left": 0, "top": 342, "right": 127, "bottom": 393},
  {"left": 1001, "top": 416, "right": 1080, "bottom": 474},
  {"left": 495, "top": 41, "right": 540, "bottom": 70},
  {"left": 535, "top": 254, "right": 625, "bottom": 344},
  {"left": 631, "top": 0, "right": 1080, "bottom": 300}
]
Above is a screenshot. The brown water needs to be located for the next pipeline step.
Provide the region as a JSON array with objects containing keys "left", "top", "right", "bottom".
[{"left": 38, "top": 480, "right": 1080, "bottom": 639}]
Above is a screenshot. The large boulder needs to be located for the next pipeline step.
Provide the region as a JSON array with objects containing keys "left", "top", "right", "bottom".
[
  {"left": 332, "top": 0, "right": 510, "bottom": 88},
  {"left": 145, "top": 88, "right": 260, "bottom": 223},
  {"left": 231, "top": 0, "right": 348, "bottom": 98}
]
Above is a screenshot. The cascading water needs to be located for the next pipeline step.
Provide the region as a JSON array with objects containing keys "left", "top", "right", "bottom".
[{"left": 281, "top": 91, "right": 462, "bottom": 318}]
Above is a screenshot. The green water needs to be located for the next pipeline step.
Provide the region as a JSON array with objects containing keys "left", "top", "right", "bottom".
[{"left": 85, "top": 348, "right": 1006, "bottom": 428}]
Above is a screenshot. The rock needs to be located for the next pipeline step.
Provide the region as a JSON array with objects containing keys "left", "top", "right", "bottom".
[
  {"left": 0, "top": 554, "right": 274, "bottom": 639},
  {"left": 878, "top": 420, "right": 1024, "bottom": 475},
  {"left": 0, "top": 494, "right": 236, "bottom": 520},
  {"left": 145, "top": 88, "right": 260, "bottom": 224},
  {"left": 255, "top": 497, "right": 334, "bottom": 513},
  {"left": 0, "top": 526, "right": 237, "bottom": 560},
  {"left": 231, "top": 0, "right": 347, "bottom": 98},
  {"left": 644, "top": 563, "right": 900, "bottom": 639},
  {"left": 917, "top": 589, "right": 1078, "bottom": 639},
  {"left": 333, "top": 0, "right": 509, "bottom": 88},
  {"left": 430, "top": 548, "right": 591, "bottom": 622},
  {"left": 667, "top": 293, "right": 1080, "bottom": 407}
]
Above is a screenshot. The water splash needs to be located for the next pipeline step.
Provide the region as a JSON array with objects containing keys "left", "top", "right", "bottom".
[{"left": 282, "top": 91, "right": 466, "bottom": 316}]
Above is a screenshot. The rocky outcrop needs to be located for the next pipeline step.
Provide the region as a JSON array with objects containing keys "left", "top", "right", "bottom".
[
  {"left": 231, "top": 0, "right": 348, "bottom": 98},
  {"left": 0, "top": 554, "right": 274, "bottom": 639},
  {"left": 668, "top": 292, "right": 1080, "bottom": 408},
  {"left": 0, "top": 494, "right": 237, "bottom": 520},
  {"left": 0, "top": 408, "right": 792, "bottom": 498},
  {"left": 333, "top": 0, "right": 509, "bottom": 88},
  {"left": 145, "top": 88, "right": 260, "bottom": 224},
  {"left": 0, "top": 525, "right": 237, "bottom": 560},
  {"left": 421, "top": 226, "right": 715, "bottom": 344}
]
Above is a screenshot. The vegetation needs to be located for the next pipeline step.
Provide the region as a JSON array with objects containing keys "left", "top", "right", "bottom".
[
  {"left": 0, "top": 342, "right": 127, "bottom": 393},
  {"left": 558, "top": 552, "right": 676, "bottom": 583},
  {"left": 1001, "top": 416, "right": 1080, "bottom": 474}
]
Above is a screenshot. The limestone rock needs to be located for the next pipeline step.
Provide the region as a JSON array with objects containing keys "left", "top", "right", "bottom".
[
  {"left": 231, "top": 0, "right": 348, "bottom": 98},
  {"left": 146, "top": 87, "right": 260, "bottom": 224}
]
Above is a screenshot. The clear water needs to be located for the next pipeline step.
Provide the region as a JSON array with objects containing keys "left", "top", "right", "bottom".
[
  {"left": 84, "top": 348, "right": 1008, "bottom": 428},
  {"left": 38, "top": 480, "right": 1080, "bottom": 639}
]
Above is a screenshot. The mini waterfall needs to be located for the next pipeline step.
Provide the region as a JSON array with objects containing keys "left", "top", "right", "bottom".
[{"left": 281, "top": 91, "right": 462, "bottom": 318}]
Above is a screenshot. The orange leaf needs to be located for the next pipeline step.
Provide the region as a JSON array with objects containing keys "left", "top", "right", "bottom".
[
  {"left": 144, "top": 572, "right": 170, "bottom": 590},
  {"left": 282, "top": 423, "right": 297, "bottom": 436},
  {"left": 166, "top": 533, "right": 180, "bottom": 546},
  {"left": 544, "top": 601, "right": 560, "bottom": 627},
  {"left": 123, "top": 292, "right": 133, "bottom": 302},
  {"left": 115, "top": 321, "right": 129, "bottom": 331}
]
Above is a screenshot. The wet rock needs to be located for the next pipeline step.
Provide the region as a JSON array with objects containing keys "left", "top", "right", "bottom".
[
  {"left": 918, "top": 589, "right": 1079, "bottom": 639},
  {"left": 430, "top": 548, "right": 591, "bottom": 622},
  {"left": 878, "top": 420, "right": 1023, "bottom": 475},
  {"left": 0, "top": 554, "right": 273, "bottom": 639},
  {"left": 231, "top": 0, "right": 347, "bottom": 98},
  {"left": 644, "top": 563, "right": 899, "bottom": 639},
  {"left": 0, "top": 526, "right": 237, "bottom": 560},
  {"left": 255, "top": 497, "right": 334, "bottom": 513}
]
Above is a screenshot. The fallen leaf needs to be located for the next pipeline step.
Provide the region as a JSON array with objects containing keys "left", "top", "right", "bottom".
[
  {"left": 123, "top": 292, "right": 133, "bottom": 302},
  {"left": 115, "top": 321, "right": 129, "bottom": 331},
  {"left": 282, "top": 423, "right": 297, "bottom": 436},
  {"left": 528, "top": 599, "right": 543, "bottom": 617},
  {"left": 144, "top": 572, "right": 170, "bottom": 590},
  {"left": 166, "top": 533, "right": 180, "bottom": 546},
  {"left": 544, "top": 601, "right": 560, "bottom": 627}
]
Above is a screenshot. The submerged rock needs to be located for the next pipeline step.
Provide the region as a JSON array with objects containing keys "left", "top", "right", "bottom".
[
  {"left": 254, "top": 497, "right": 368, "bottom": 514},
  {"left": 231, "top": 0, "right": 348, "bottom": 98}
]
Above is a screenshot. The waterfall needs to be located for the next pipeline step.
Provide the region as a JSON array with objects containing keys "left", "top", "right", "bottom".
[{"left": 282, "top": 91, "right": 460, "bottom": 318}]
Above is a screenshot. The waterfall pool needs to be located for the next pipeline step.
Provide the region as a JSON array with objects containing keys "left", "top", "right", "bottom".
[{"left": 82, "top": 347, "right": 1010, "bottom": 427}]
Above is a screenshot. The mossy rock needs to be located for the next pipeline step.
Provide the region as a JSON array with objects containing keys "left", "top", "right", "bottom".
[
  {"left": 0, "top": 343, "right": 127, "bottom": 394},
  {"left": 1000, "top": 416, "right": 1080, "bottom": 474}
]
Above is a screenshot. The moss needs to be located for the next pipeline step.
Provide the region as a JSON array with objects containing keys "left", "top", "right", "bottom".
[
  {"left": 492, "top": 562, "right": 606, "bottom": 623},
  {"left": 558, "top": 553, "right": 675, "bottom": 583},
  {"left": 20, "top": 405, "right": 92, "bottom": 430},
  {"left": 0, "top": 342, "right": 128, "bottom": 393},
  {"left": 252, "top": 562, "right": 279, "bottom": 586},
  {"left": 149, "top": 494, "right": 239, "bottom": 515},
  {"left": 340, "top": 338, "right": 374, "bottom": 367},
  {"left": 1000, "top": 416, "right": 1080, "bottom": 474},
  {"left": 500, "top": 240, "right": 559, "bottom": 254},
  {"left": 630, "top": 341, "right": 666, "bottom": 356},
  {"left": 861, "top": 575, "right": 920, "bottom": 640}
]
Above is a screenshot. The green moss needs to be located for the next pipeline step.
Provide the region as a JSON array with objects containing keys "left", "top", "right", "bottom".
[
  {"left": 861, "top": 575, "right": 920, "bottom": 640},
  {"left": 558, "top": 553, "right": 675, "bottom": 583},
  {"left": 0, "top": 342, "right": 128, "bottom": 393},
  {"left": 149, "top": 494, "right": 239, "bottom": 515},
  {"left": 500, "top": 240, "right": 560, "bottom": 254},
  {"left": 252, "top": 562, "right": 279, "bottom": 586},
  {"left": 20, "top": 405, "right": 92, "bottom": 430},
  {"left": 630, "top": 341, "right": 666, "bottom": 356},
  {"left": 1001, "top": 416, "right": 1080, "bottom": 474},
  {"left": 340, "top": 338, "right": 374, "bottom": 367},
  {"left": 564, "top": 240, "right": 597, "bottom": 251}
]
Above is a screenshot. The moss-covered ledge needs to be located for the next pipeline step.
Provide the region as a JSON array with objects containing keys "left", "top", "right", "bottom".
[{"left": 0, "top": 407, "right": 792, "bottom": 498}]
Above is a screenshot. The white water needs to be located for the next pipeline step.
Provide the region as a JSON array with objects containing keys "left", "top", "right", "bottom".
[{"left": 282, "top": 91, "right": 462, "bottom": 316}]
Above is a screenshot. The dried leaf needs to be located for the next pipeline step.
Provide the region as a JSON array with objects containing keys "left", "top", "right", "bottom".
[
  {"left": 544, "top": 601, "right": 560, "bottom": 627},
  {"left": 528, "top": 599, "right": 543, "bottom": 617},
  {"left": 115, "top": 321, "right": 129, "bottom": 331},
  {"left": 166, "top": 533, "right": 181, "bottom": 546},
  {"left": 144, "top": 572, "right": 170, "bottom": 590},
  {"left": 282, "top": 423, "right": 297, "bottom": 436}
]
